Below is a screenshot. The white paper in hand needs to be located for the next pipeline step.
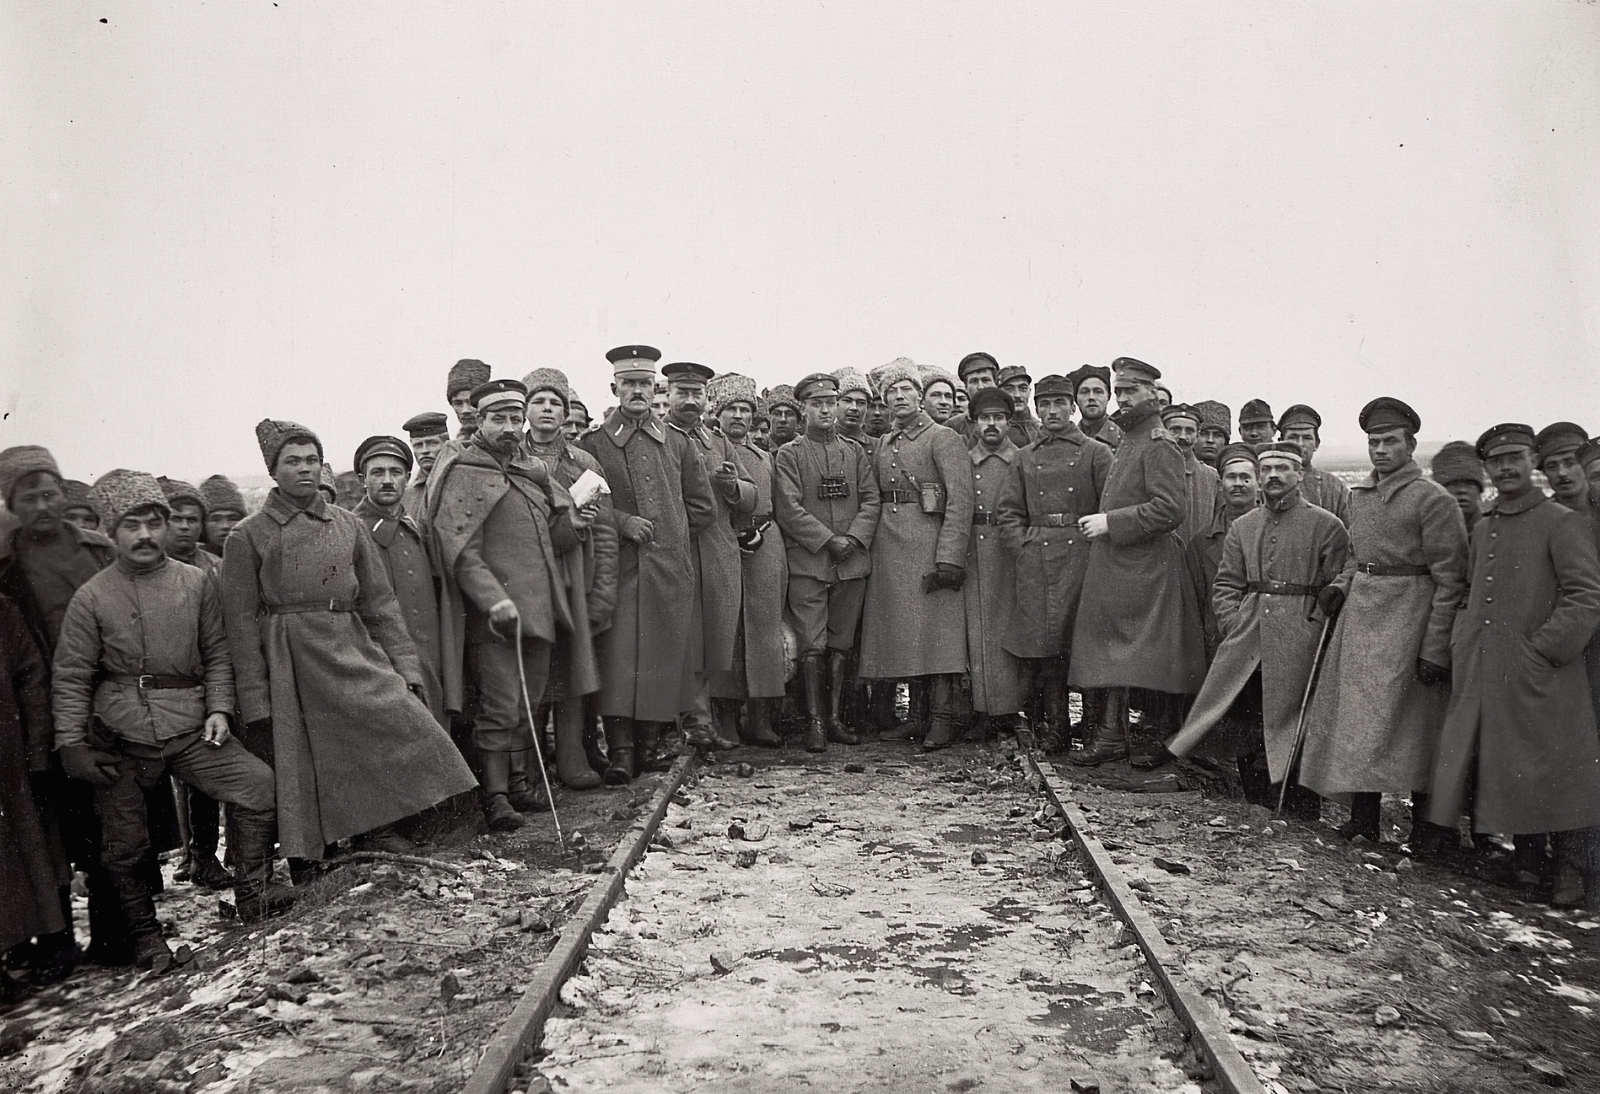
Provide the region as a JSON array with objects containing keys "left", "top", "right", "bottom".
[{"left": 569, "top": 468, "right": 611, "bottom": 510}]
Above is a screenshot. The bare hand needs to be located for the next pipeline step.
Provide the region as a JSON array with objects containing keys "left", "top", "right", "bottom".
[
  {"left": 202, "top": 712, "right": 231, "bottom": 747},
  {"left": 713, "top": 466, "right": 739, "bottom": 496},
  {"left": 569, "top": 502, "right": 597, "bottom": 531},
  {"left": 489, "top": 598, "right": 520, "bottom": 628},
  {"left": 627, "top": 516, "right": 655, "bottom": 546},
  {"left": 1079, "top": 513, "right": 1109, "bottom": 539}
]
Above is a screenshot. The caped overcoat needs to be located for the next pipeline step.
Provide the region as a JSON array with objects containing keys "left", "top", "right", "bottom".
[
  {"left": 858, "top": 413, "right": 975, "bottom": 679},
  {"left": 712, "top": 439, "right": 789, "bottom": 699},
  {"left": 1298, "top": 460, "right": 1468, "bottom": 796},
  {"left": 1165, "top": 491, "right": 1348, "bottom": 780},
  {"left": 1069, "top": 401, "right": 1206, "bottom": 695},
  {"left": 1427, "top": 490, "right": 1600, "bottom": 833},
  {"left": 579, "top": 412, "right": 716, "bottom": 720},
  {"left": 998, "top": 426, "right": 1112, "bottom": 659},
  {"left": 221, "top": 490, "right": 477, "bottom": 860},
  {"left": 964, "top": 438, "right": 1027, "bottom": 713}
]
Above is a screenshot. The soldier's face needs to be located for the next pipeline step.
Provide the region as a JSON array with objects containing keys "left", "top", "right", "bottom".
[
  {"left": 114, "top": 507, "right": 168, "bottom": 566},
  {"left": 1588, "top": 458, "right": 1600, "bottom": 491},
  {"left": 964, "top": 367, "right": 997, "bottom": 391},
  {"left": 652, "top": 390, "right": 671, "bottom": 418},
  {"left": 450, "top": 390, "right": 477, "bottom": 430},
  {"left": 885, "top": 380, "right": 921, "bottom": 424},
  {"left": 1113, "top": 379, "right": 1156, "bottom": 412},
  {"left": 1222, "top": 461, "right": 1258, "bottom": 512},
  {"left": 719, "top": 402, "right": 753, "bottom": 440},
  {"left": 1486, "top": 449, "right": 1535, "bottom": 498},
  {"left": 752, "top": 419, "right": 771, "bottom": 447},
  {"left": 205, "top": 509, "right": 241, "bottom": 545},
  {"left": 563, "top": 406, "right": 590, "bottom": 442},
  {"left": 1154, "top": 386, "right": 1172, "bottom": 409},
  {"left": 801, "top": 395, "right": 837, "bottom": 433},
  {"left": 1037, "top": 394, "right": 1075, "bottom": 434},
  {"left": 275, "top": 443, "right": 323, "bottom": 501},
  {"left": 1542, "top": 452, "right": 1587, "bottom": 505},
  {"left": 166, "top": 501, "right": 203, "bottom": 556},
  {"left": 411, "top": 433, "right": 446, "bottom": 473},
  {"left": 1000, "top": 378, "right": 1030, "bottom": 406},
  {"left": 1166, "top": 418, "right": 1198, "bottom": 450},
  {"left": 954, "top": 389, "right": 969, "bottom": 415},
  {"left": 1258, "top": 456, "right": 1301, "bottom": 501},
  {"left": 866, "top": 401, "right": 890, "bottom": 436},
  {"left": 62, "top": 507, "right": 100, "bottom": 532},
  {"left": 1444, "top": 481, "right": 1482, "bottom": 524},
  {"left": 771, "top": 405, "right": 800, "bottom": 442},
  {"left": 1240, "top": 421, "right": 1276, "bottom": 446},
  {"left": 1195, "top": 427, "right": 1228, "bottom": 464},
  {"left": 8, "top": 472, "right": 66, "bottom": 535},
  {"left": 838, "top": 391, "right": 868, "bottom": 429},
  {"left": 613, "top": 375, "right": 656, "bottom": 418},
  {"left": 1076, "top": 379, "right": 1108, "bottom": 421},
  {"left": 925, "top": 383, "right": 954, "bottom": 423},
  {"left": 976, "top": 410, "right": 1010, "bottom": 448},
  {"left": 476, "top": 405, "right": 527, "bottom": 452},
  {"left": 666, "top": 380, "right": 705, "bottom": 426},
  {"left": 362, "top": 454, "right": 409, "bottom": 508},
  {"left": 1366, "top": 428, "right": 1413, "bottom": 475},
  {"left": 1282, "top": 424, "right": 1319, "bottom": 461}
]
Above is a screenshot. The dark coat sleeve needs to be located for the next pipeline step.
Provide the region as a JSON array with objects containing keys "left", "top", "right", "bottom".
[
  {"left": 1418, "top": 487, "right": 1469, "bottom": 668},
  {"left": 198, "top": 573, "right": 236, "bottom": 717},
  {"left": 1212, "top": 520, "right": 1248, "bottom": 639},
  {"left": 49, "top": 587, "right": 101, "bottom": 750},
  {"left": 680, "top": 433, "right": 718, "bottom": 533},
  {"left": 1106, "top": 439, "right": 1186, "bottom": 546},
  {"left": 848, "top": 444, "right": 881, "bottom": 549},
  {"left": 997, "top": 457, "right": 1028, "bottom": 555},
  {"left": 4, "top": 602, "right": 54, "bottom": 770},
  {"left": 221, "top": 525, "right": 272, "bottom": 725},
  {"left": 1531, "top": 508, "right": 1600, "bottom": 667},
  {"left": 931, "top": 427, "right": 975, "bottom": 567}
]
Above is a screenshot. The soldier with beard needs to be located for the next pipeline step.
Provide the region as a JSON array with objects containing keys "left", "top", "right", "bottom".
[
  {"left": 1067, "top": 364, "right": 1122, "bottom": 450},
  {"left": 402, "top": 412, "right": 450, "bottom": 517},
  {"left": 1429, "top": 441, "right": 1487, "bottom": 535},
  {"left": 447, "top": 359, "right": 492, "bottom": 440},
  {"left": 1192, "top": 401, "right": 1232, "bottom": 471},
  {"left": 1277, "top": 405, "right": 1352, "bottom": 526}
]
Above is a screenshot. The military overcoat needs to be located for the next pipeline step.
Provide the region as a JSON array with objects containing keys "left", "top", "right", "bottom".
[
  {"left": 964, "top": 438, "right": 1027, "bottom": 713},
  {"left": 675, "top": 422, "right": 755, "bottom": 678},
  {"left": 712, "top": 439, "right": 789, "bottom": 699},
  {"left": 355, "top": 497, "right": 446, "bottom": 726}
]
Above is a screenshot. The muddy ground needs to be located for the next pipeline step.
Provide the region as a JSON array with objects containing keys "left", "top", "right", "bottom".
[{"left": 0, "top": 771, "right": 670, "bottom": 1094}]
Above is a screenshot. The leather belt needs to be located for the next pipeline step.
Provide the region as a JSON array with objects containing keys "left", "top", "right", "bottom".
[
  {"left": 268, "top": 599, "right": 357, "bottom": 614},
  {"left": 882, "top": 490, "right": 919, "bottom": 504},
  {"left": 1355, "top": 563, "right": 1430, "bottom": 577},
  {"left": 109, "top": 673, "right": 203, "bottom": 690},
  {"left": 1030, "top": 513, "right": 1081, "bottom": 527},
  {"left": 1244, "top": 581, "right": 1323, "bottom": 596},
  {"left": 971, "top": 512, "right": 1001, "bottom": 525}
]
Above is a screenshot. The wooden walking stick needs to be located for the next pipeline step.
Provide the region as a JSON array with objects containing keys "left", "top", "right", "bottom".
[{"left": 1277, "top": 616, "right": 1336, "bottom": 817}]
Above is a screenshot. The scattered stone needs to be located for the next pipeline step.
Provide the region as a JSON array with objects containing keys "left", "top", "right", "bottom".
[
  {"left": 727, "top": 822, "right": 746, "bottom": 840},
  {"left": 844, "top": 763, "right": 866, "bottom": 773},
  {"left": 284, "top": 964, "right": 322, "bottom": 984},
  {"left": 1070, "top": 1080, "right": 1101, "bottom": 1094},
  {"left": 789, "top": 818, "right": 814, "bottom": 831},
  {"left": 1206, "top": 816, "right": 1228, "bottom": 827},
  {"left": 1110, "top": 925, "right": 1136, "bottom": 949},
  {"left": 267, "top": 983, "right": 309, "bottom": 1005},
  {"left": 671, "top": 792, "right": 692, "bottom": 806},
  {"left": 1451, "top": 1029, "right": 1495, "bottom": 1045},
  {"left": 733, "top": 850, "right": 758, "bottom": 869},
  {"left": 1152, "top": 857, "right": 1191, "bottom": 875},
  {"left": 520, "top": 910, "right": 551, "bottom": 933},
  {"left": 709, "top": 952, "right": 739, "bottom": 974},
  {"left": 735, "top": 763, "right": 756, "bottom": 778},
  {"left": 1126, "top": 878, "right": 1153, "bottom": 894},
  {"left": 440, "top": 972, "right": 462, "bottom": 1002},
  {"left": 970, "top": 850, "right": 988, "bottom": 865},
  {"left": 570, "top": 831, "right": 587, "bottom": 848},
  {"left": 650, "top": 832, "right": 675, "bottom": 849},
  {"left": 1525, "top": 1056, "right": 1567, "bottom": 1086}
]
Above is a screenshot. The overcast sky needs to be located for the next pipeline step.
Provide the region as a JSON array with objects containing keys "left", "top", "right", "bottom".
[{"left": 4, "top": 2, "right": 1597, "bottom": 483}]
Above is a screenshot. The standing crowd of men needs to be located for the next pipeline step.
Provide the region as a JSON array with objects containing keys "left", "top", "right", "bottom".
[{"left": 3, "top": 347, "right": 1600, "bottom": 993}]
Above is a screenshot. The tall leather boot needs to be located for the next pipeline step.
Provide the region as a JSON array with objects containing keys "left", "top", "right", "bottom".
[
  {"left": 232, "top": 807, "right": 294, "bottom": 924},
  {"left": 1130, "top": 691, "right": 1180, "bottom": 770},
  {"left": 1076, "top": 688, "right": 1103, "bottom": 743},
  {"left": 826, "top": 650, "right": 860, "bottom": 744},
  {"left": 555, "top": 701, "right": 603, "bottom": 790},
  {"left": 602, "top": 717, "right": 635, "bottom": 785},
  {"left": 923, "top": 675, "right": 958, "bottom": 751},
  {"left": 1036, "top": 663, "right": 1070, "bottom": 754},
  {"left": 710, "top": 699, "right": 743, "bottom": 751},
  {"left": 800, "top": 653, "right": 827, "bottom": 753},
  {"left": 740, "top": 698, "right": 783, "bottom": 747},
  {"left": 581, "top": 698, "right": 608, "bottom": 777},
  {"left": 637, "top": 720, "right": 677, "bottom": 774},
  {"left": 1337, "top": 792, "right": 1382, "bottom": 843},
  {"left": 480, "top": 751, "right": 525, "bottom": 831},
  {"left": 1072, "top": 687, "right": 1129, "bottom": 766}
]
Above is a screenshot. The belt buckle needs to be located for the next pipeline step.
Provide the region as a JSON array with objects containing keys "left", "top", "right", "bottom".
[
  {"left": 137, "top": 674, "right": 155, "bottom": 690},
  {"left": 329, "top": 599, "right": 339, "bottom": 612}
]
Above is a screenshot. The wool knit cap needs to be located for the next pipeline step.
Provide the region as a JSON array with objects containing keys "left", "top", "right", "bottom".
[
  {"left": 1161, "top": 403, "right": 1202, "bottom": 428},
  {"left": 1534, "top": 421, "right": 1589, "bottom": 467},
  {"left": 996, "top": 364, "right": 1032, "bottom": 385},
  {"left": 446, "top": 358, "right": 492, "bottom": 400},
  {"left": 568, "top": 397, "right": 588, "bottom": 415},
  {"left": 1112, "top": 356, "right": 1160, "bottom": 383},
  {"left": 921, "top": 367, "right": 959, "bottom": 396},
  {"left": 1065, "top": 364, "right": 1111, "bottom": 396},
  {"left": 832, "top": 367, "right": 872, "bottom": 398},
  {"left": 1032, "top": 374, "right": 1075, "bottom": 399},
  {"left": 871, "top": 358, "right": 923, "bottom": 397},
  {"left": 1359, "top": 397, "right": 1421, "bottom": 436},
  {"left": 0, "top": 445, "right": 62, "bottom": 506},
  {"left": 521, "top": 368, "right": 573, "bottom": 408},
  {"left": 91, "top": 469, "right": 169, "bottom": 529},
  {"left": 354, "top": 435, "right": 414, "bottom": 475},
  {"left": 708, "top": 372, "right": 760, "bottom": 413},
  {"left": 319, "top": 465, "right": 338, "bottom": 495},
  {"left": 967, "top": 387, "right": 1015, "bottom": 420},
  {"left": 62, "top": 479, "right": 98, "bottom": 515},
  {"left": 1475, "top": 423, "right": 1536, "bottom": 460},
  {"left": 1216, "top": 442, "right": 1258, "bottom": 471},
  {"left": 761, "top": 384, "right": 801, "bottom": 417},
  {"left": 472, "top": 378, "right": 528, "bottom": 412},
  {"left": 1194, "top": 400, "right": 1232, "bottom": 436},
  {"left": 662, "top": 361, "right": 715, "bottom": 384},
  {"left": 1277, "top": 404, "right": 1322, "bottom": 432},
  {"left": 158, "top": 477, "right": 206, "bottom": 514},
  {"left": 200, "top": 475, "right": 247, "bottom": 516},
  {"left": 957, "top": 352, "right": 999, "bottom": 381},
  {"left": 1238, "top": 399, "right": 1275, "bottom": 426},
  {"left": 606, "top": 345, "right": 662, "bottom": 380},
  {"left": 255, "top": 419, "right": 322, "bottom": 473},
  {"left": 403, "top": 411, "right": 450, "bottom": 438},
  {"left": 1429, "top": 441, "right": 1485, "bottom": 489},
  {"left": 1255, "top": 441, "right": 1304, "bottom": 466}
]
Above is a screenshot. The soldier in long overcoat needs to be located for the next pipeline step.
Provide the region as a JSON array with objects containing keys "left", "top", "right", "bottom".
[
  {"left": 1428, "top": 425, "right": 1600, "bottom": 912},
  {"left": 663, "top": 362, "right": 755, "bottom": 750},
  {"left": 1186, "top": 443, "right": 1261, "bottom": 662},
  {"left": 1298, "top": 398, "right": 1467, "bottom": 844},
  {"left": 858, "top": 360, "right": 975, "bottom": 750},
  {"left": 1277, "top": 405, "right": 1352, "bottom": 526},
  {"left": 223, "top": 421, "right": 477, "bottom": 863},
  {"left": 962, "top": 388, "right": 1028, "bottom": 725},
  {"left": 707, "top": 374, "right": 789, "bottom": 746},
  {"left": 996, "top": 376, "right": 1112, "bottom": 752},
  {"left": 1162, "top": 404, "right": 1221, "bottom": 543},
  {"left": 578, "top": 348, "right": 716, "bottom": 780},
  {"left": 1068, "top": 359, "right": 1206, "bottom": 767},
  {"left": 1166, "top": 443, "right": 1348, "bottom": 813},
  {"left": 775, "top": 373, "right": 881, "bottom": 751}
]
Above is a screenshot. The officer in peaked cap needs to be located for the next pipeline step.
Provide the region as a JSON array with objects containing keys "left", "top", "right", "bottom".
[
  {"left": 1534, "top": 422, "right": 1593, "bottom": 512},
  {"left": 1238, "top": 399, "right": 1276, "bottom": 446},
  {"left": 1277, "top": 404, "right": 1351, "bottom": 526},
  {"left": 402, "top": 411, "right": 451, "bottom": 515}
]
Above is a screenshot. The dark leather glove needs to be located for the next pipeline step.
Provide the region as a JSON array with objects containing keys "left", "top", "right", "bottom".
[
  {"left": 824, "top": 535, "right": 855, "bottom": 561},
  {"left": 59, "top": 744, "right": 119, "bottom": 788},
  {"left": 1416, "top": 658, "right": 1450, "bottom": 687},
  {"left": 937, "top": 563, "right": 967, "bottom": 591},
  {"left": 1316, "top": 585, "right": 1345, "bottom": 620}
]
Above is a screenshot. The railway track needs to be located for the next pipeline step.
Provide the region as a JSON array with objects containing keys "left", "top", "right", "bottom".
[{"left": 467, "top": 740, "right": 1252, "bottom": 1094}]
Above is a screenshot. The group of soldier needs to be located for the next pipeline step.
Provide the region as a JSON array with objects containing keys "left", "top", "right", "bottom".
[{"left": 2, "top": 347, "right": 1600, "bottom": 991}]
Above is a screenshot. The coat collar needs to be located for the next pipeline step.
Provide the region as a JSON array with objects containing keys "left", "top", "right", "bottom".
[
  {"left": 969, "top": 436, "right": 1020, "bottom": 466},
  {"left": 264, "top": 488, "right": 332, "bottom": 525},
  {"left": 1110, "top": 400, "right": 1162, "bottom": 434},
  {"left": 1493, "top": 488, "right": 1548, "bottom": 517},
  {"left": 887, "top": 410, "right": 934, "bottom": 443},
  {"left": 1034, "top": 423, "right": 1087, "bottom": 447},
  {"left": 1264, "top": 487, "right": 1305, "bottom": 513},
  {"left": 603, "top": 409, "right": 666, "bottom": 447},
  {"left": 1354, "top": 459, "right": 1421, "bottom": 501},
  {"left": 354, "top": 496, "right": 419, "bottom": 544},
  {"left": 0, "top": 519, "right": 113, "bottom": 565}
]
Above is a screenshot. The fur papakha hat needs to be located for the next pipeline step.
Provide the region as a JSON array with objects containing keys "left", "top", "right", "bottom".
[
  {"left": 446, "top": 359, "right": 492, "bottom": 400},
  {"left": 91, "top": 469, "right": 170, "bottom": 529},
  {"left": 870, "top": 358, "right": 923, "bottom": 398},
  {"left": 707, "top": 373, "right": 759, "bottom": 414},
  {"left": 256, "top": 419, "right": 322, "bottom": 473},
  {"left": 521, "top": 368, "right": 573, "bottom": 408},
  {"left": 200, "top": 475, "right": 247, "bottom": 516}
]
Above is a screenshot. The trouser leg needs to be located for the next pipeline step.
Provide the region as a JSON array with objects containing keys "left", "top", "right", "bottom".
[
  {"left": 741, "top": 697, "right": 782, "bottom": 747},
  {"left": 165, "top": 732, "right": 286, "bottom": 921},
  {"left": 602, "top": 717, "right": 635, "bottom": 785},
  {"left": 1037, "top": 659, "right": 1070, "bottom": 753},
  {"left": 92, "top": 751, "right": 164, "bottom": 952},
  {"left": 555, "top": 700, "right": 603, "bottom": 789},
  {"left": 923, "top": 674, "right": 958, "bottom": 751},
  {"left": 800, "top": 653, "right": 827, "bottom": 753},
  {"left": 1073, "top": 687, "right": 1129, "bottom": 766},
  {"left": 826, "top": 649, "right": 860, "bottom": 744}
]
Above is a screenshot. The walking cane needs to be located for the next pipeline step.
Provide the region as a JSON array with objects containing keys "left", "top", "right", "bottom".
[
  {"left": 493, "top": 617, "right": 567, "bottom": 852},
  {"left": 1276, "top": 616, "right": 1335, "bottom": 817}
]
